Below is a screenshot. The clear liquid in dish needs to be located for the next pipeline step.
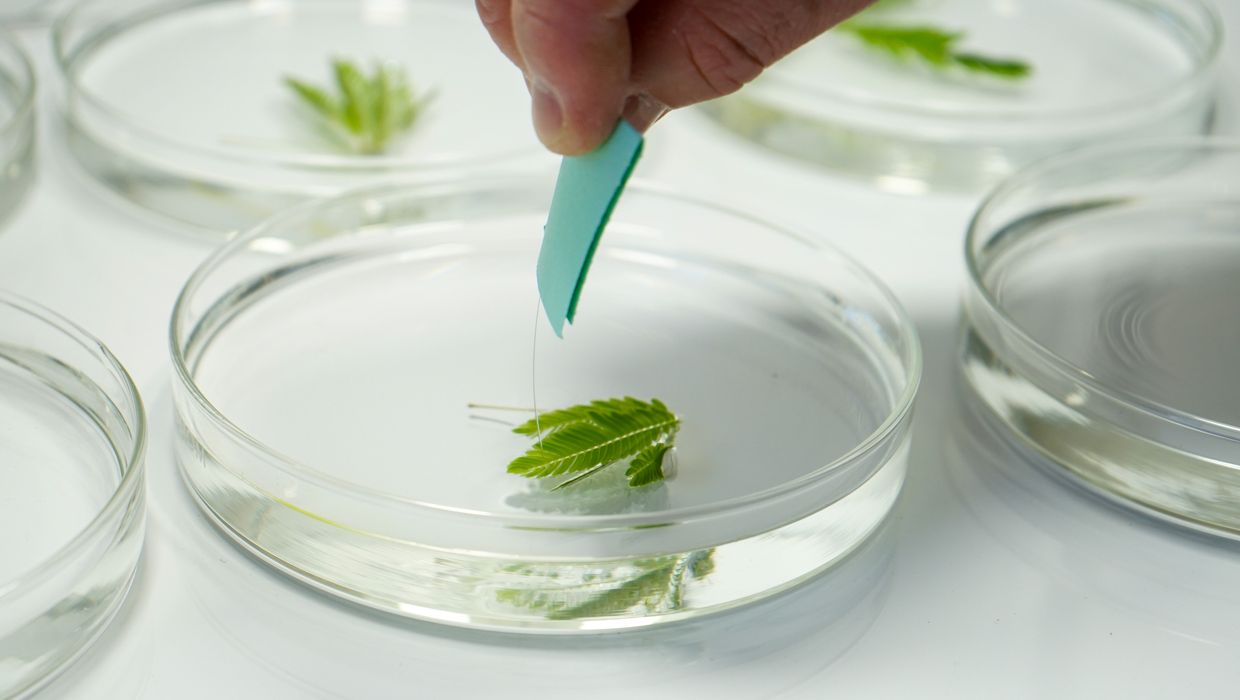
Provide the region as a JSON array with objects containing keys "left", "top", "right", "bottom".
[
  {"left": 193, "top": 230, "right": 898, "bottom": 518},
  {"left": 0, "top": 356, "right": 120, "bottom": 583},
  {"left": 964, "top": 199, "right": 1240, "bottom": 535}
]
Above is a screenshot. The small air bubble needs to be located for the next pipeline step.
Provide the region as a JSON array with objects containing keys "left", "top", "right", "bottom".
[{"left": 362, "top": 198, "right": 385, "bottom": 220}]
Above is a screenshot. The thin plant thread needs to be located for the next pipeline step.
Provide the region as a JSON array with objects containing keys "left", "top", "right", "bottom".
[
  {"left": 467, "top": 414, "right": 519, "bottom": 427},
  {"left": 531, "top": 298, "right": 543, "bottom": 448}
]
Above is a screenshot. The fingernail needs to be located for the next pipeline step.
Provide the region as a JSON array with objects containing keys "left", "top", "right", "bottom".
[
  {"left": 530, "top": 81, "right": 564, "bottom": 148},
  {"left": 622, "top": 93, "right": 670, "bottom": 134}
]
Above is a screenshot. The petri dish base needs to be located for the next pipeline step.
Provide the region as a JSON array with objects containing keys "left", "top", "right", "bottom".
[
  {"left": 171, "top": 178, "right": 920, "bottom": 633},
  {"left": 0, "top": 294, "right": 145, "bottom": 697},
  {"left": 54, "top": 0, "right": 549, "bottom": 234},
  {"left": 702, "top": 0, "right": 1220, "bottom": 194},
  {"left": 962, "top": 139, "right": 1240, "bottom": 539}
]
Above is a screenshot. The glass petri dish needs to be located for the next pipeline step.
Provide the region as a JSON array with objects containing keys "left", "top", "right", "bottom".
[
  {"left": 0, "top": 31, "right": 34, "bottom": 228},
  {"left": 171, "top": 177, "right": 921, "bottom": 633},
  {"left": 53, "top": 0, "right": 550, "bottom": 235},
  {"left": 701, "top": 0, "right": 1220, "bottom": 194},
  {"left": 962, "top": 139, "right": 1240, "bottom": 539},
  {"left": 0, "top": 293, "right": 146, "bottom": 697}
]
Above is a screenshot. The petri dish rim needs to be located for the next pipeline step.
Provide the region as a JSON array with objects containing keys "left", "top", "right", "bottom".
[
  {"left": 170, "top": 176, "right": 922, "bottom": 529},
  {"left": 0, "top": 30, "right": 34, "bottom": 143},
  {"left": 0, "top": 291, "right": 146, "bottom": 593},
  {"left": 767, "top": 0, "right": 1222, "bottom": 124},
  {"left": 964, "top": 137, "right": 1240, "bottom": 444},
  {"left": 51, "top": 0, "right": 540, "bottom": 173}
]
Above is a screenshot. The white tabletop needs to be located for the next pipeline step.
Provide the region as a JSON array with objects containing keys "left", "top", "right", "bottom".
[{"left": 7, "top": 3, "right": 1240, "bottom": 697}]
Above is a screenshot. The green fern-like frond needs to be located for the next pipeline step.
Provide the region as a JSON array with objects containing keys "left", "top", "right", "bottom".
[
  {"left": 506, "top": 397, "right": 680, "bottom": 489},
  {"left": 842, "top": 24, "right": 959, "bottom": 65},
  {"left": 283, "top": 78, "right": 339, "bottom": 121},
  {"left": 839, "top": 22, "right": 1031, "bottom": 80},
  {"left": 546, "top": 562, "right": 680, "bottom": 620},
  {"left": 332, "top": 59, "right": 372, "bottom": 136},
  {"left": 510, "top": 396, "right": 669, "bottom": 433},
  {"left": 952, "top": 53, "right": 1031, "bottom": 79},
  {"left": 495, "top": 550, "right": 716, "bottom": 621},
  {"left": 286, "top": 58, "right": 433, "bottom": 155},
  {"left": 626, "top": 443, "right": 672, "bottom": 488},
  {"left": 511, "top": 397, "right": 652, "bottom": 436}
]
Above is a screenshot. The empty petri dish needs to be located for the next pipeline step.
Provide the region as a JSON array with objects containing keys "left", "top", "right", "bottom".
[
  {"left": 701, "top": 0, "right": 1220, "bottom": 194},
  {"left": 54, "top": 0, "right": 549, "bottom": 234},
  {"left": 0, "top": 293, "right": 146, "bottom": 697},
  {"left": 0, "top": 31, "right": 34, "bottom": 228},
  {"left": 171, "top": 177, "right": 920, "bottom": 633},
  {"left": 963, "top": 139, "right": 1240, "bottom": 539}
]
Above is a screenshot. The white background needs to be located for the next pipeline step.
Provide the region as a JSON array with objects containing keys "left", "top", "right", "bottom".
[{"left": 5, "top": 2, "right": 1240, "bottom": 697}]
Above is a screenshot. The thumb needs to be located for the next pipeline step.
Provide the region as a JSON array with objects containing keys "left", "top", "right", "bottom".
[{"left": 511, "top": 0, "right": 639, "bottom": 155}]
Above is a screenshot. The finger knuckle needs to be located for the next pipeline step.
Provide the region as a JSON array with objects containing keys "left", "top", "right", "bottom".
[{"left": 678, "top": 4, "right": 781, "bottom": 96}]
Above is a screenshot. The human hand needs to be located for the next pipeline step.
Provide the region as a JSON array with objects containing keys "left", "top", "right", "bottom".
[{"left": 477, "top": 0, "right": 874, "bottom": 155}]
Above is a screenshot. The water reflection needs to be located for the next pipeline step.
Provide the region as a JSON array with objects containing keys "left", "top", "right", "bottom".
[
  {"left": 504, "top": 464, "right": 672, "bottom": 515},
  {"left": 41, "top": 388, "right": 897, "bottom": 698},
  {"left": 35, "top": 553, "right": 155, "bottom": 698},
  {"left": 946, "top": 382, "right": 1240, "bottom": 647}
]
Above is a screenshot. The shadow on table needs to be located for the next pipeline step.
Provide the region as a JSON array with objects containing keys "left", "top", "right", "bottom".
[{"left": 945, "top": 345, "right": 1240, "bottom": 649}]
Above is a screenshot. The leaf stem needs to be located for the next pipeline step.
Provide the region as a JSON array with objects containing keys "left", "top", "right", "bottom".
[
  {"left": 467, "top": 414, "right": 520, "bottom": 428},
  {"left": 550, "top": 462, "right": 614, "bottom": 491},
  {"left": 466, "top": 402, "right": 537, "bottom": 412}
]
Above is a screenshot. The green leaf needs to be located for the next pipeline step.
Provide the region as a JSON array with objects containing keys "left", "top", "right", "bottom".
[
  {"left": 285, "top": 58, "right": 430, "bottom": 154},
  {"left": 625, "top": 443, "right": 671, "bottom": 488},
  {"left": 332, "top": 58, "right": 371, "bottom": 136},
  {"left": 511, "top": 404, "right": 594, "bottom": 436},
  {"left": 839, "top": 22, "right": 1031, "bottom": 80},
  {"left": 512, "top": 397, "right": 652, "bottom": 436},
  {"left": 841, "top": 23, "right": 958, "bottom": 65},
  {"left": 952, "top": 52, "right": 1032, "bottom": 78},
  {"left": 284, "top": 77, "right": 340, "bottom": 120},
  {"left": 506, "top": 397, "right": 680, "bottom": 489}
]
